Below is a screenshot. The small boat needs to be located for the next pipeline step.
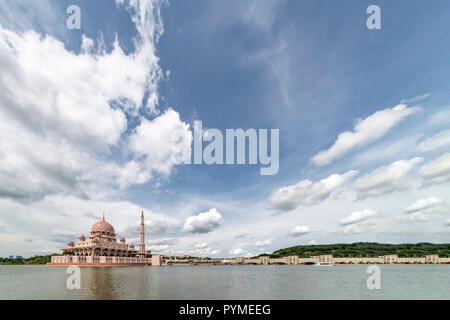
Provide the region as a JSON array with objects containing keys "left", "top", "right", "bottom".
[{"left": 316, "top": 262, "right": 334, "bottom": 266}]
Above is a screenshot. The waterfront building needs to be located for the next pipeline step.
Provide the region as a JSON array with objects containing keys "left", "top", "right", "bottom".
[
  {"left": 60, "top": 212, "right": 149, "bottom": 258},
  {"left": 163, "top": 253, "right": 450, "bottom": 266},
  {"left": 425, "top": 255, "right": 439, "bottom": 264},
  {"left": 213, "top": 254, "right": 450, "bottom": 266},
  {"left": 47, "top": 211, "right": 162, "bottom": 267}
]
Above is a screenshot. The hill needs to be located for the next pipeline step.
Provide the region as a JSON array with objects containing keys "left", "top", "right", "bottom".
[
  {"left": 269, "top": 242, "right": 450, "bottom": 258},
  {"left": 0, "top": 254, "right": 59, "bottom": 265}
]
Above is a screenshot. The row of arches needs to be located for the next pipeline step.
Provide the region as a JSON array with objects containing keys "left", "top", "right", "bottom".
[{"left": 69, "top": 249, "right": 135, "bottom": 257}]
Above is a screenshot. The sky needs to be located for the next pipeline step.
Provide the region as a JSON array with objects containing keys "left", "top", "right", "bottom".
[{"left": 0, "top": 0, "right": 450, "bottom": 257}]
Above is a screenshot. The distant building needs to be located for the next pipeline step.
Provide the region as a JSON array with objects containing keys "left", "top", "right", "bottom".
[
  {"left": 15, "top": 256, "right": 23, "bottom": 260},
  {"left": 226, "top": 254, "right": 450, "bottom": 265},
  {"left": 8, "top": 255, "right": 14, "bottom": 259}
]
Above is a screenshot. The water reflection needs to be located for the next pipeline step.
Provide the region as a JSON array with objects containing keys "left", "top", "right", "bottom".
[
  {"left": 2, "top": 265, "right": 450, "bottom": 299},
  {"left": 82, "top": 266, "right": 149, "bottom": 300}
]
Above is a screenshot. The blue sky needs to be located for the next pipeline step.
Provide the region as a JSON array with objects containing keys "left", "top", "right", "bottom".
[{"left": 0, "top": 0, "right": 450, "bottom": 257}]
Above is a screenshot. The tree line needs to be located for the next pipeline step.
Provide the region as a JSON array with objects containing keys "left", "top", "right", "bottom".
[
  {"left": 0, "top": 254, "right": 58, "bottom": 265},
  {"left": 269, "top": 242, "right": 450, "bottom": 258}
]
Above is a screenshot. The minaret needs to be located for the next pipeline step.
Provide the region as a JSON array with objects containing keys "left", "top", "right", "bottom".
[{"left": 139, "top": 210, "right": 146, "bottom": 256}]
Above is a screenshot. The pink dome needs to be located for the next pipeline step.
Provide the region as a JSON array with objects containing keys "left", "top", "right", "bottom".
[
  {"left": 129, "top": 244, "right": 135, "bottom": 248},
  {"left": 68, "top": 241, "right": 74, "bottom": 246},
  {"left": 91, "top": 220, "right": 115, "bottom": 234}
]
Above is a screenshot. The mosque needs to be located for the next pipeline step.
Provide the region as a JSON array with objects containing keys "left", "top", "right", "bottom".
[{"left": 47, "top": 211, "right": 162, "bottom": 266}]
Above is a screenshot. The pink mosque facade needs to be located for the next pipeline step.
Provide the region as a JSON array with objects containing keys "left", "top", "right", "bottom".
[{"left": 47, "top": 211, "right": 162, "bottom": 266}]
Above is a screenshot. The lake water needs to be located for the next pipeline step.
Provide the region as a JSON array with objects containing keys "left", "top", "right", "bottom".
[{"left": 0, "top": 264, "right": 449, "bottom": 300}]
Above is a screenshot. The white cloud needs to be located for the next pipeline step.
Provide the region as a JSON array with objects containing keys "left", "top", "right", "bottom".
[
  {"left": 403, "top": 197, "right": 444, "bottom": 222},
  {"left": 210, "top": 249, "right": 220, "bottom": 256},
  {"left": 353, "top": 157, "right": 423, "bottom": 198},
  {"left": 241, "top": 0, "right": 281, "bottom": 32},
  {"left": 419, "top": 153, "right": 450, "bottom": 185},
  {"left": 350, "top": 134, "right": 422, "bottom": 167},
  {"left": 47, "top": 229, "right": 79, "bottom": 243},
  {"left": 150, "top": 238, "right": 180, "bottom": 246},
  {"left": 427, "top": 108, "right": 450, "bottom": 127},
  {"left": 311, "top": 104, "right": 420, "bottom": 166},
  {"left": 254, "top": 239, "right": 274, "bottom": 247},
  {"left": 341, "top": 220, "right": 377, "bottom": 235},
  {"left": 148, "top": 244, "right": 170, "bottom": 252},
  {"left": 121, "top": 109, "right": 192, "bottom": 188},
  {"left": 122, "top": 218, "right": 170, "bottom": 238},
  {"left": 446, "top": 219, "right": 450, "bottom": 227},
  {"left": 340, "top": 209, "right": 378, "bottom": 226},
  {"left": 268, "top": 170, "right": 358, "bottom": 213},
  {"left": 0, "top": 0, "right": 193, "bottom": 201},
  {"left": 405, "top": 212, "right": 435, "bottom": 222},
  {"left": 308, "top": 240, "right": 318, "bottom": 245},
  {"left": 181, "top": 208, "right": 224, "bottom": 234},
  {"left": 229, "top": 248, "right": 246, "bottom": 256},
  {"left": 418, "top": 130, "right": 450, "bottom": 153},
  {"left": 405, "top": 197, "right": 443, "bottom": 214},
  {"left": 338, "top": 209, "right": 378, "bottom": 235},
  {"left": 194, "top": 242, "right": 209, "bottom": 249},
  {"left": 148, "top": 238, "right": 179, "bottom": 254},
  {"left": 235, "top": 232, "right": 251, "bottom": 239},
  {"left": 194, "top": 247, "right": 220, "bottom": 257},
  {"left": 289, "top": 225, "right": 311, "bottom": 237},
  {"left": 400, "top": 93, "right": 431, "bottom": 104}
]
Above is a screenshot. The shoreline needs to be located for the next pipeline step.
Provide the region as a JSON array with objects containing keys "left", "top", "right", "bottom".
[{"left": 2, "top": 263, "right": 450, "bottom": 267}]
